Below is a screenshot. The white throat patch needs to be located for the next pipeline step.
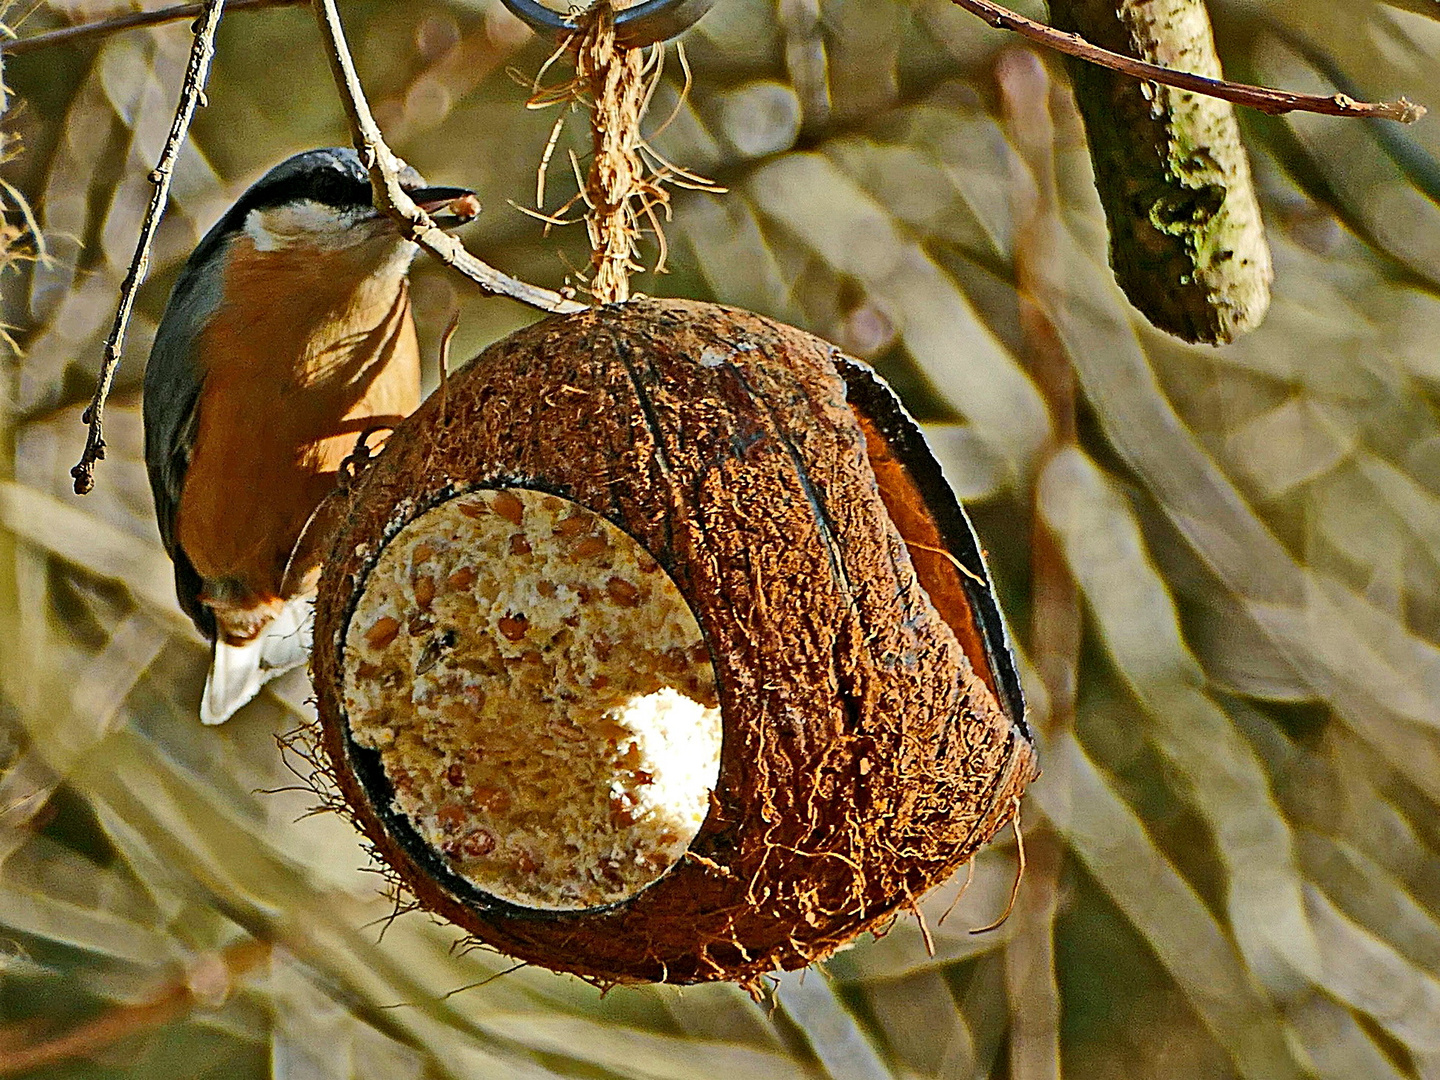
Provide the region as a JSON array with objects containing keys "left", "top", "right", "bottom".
[{"left": 244, "top": 199, "right": 383, "bottom": 253}]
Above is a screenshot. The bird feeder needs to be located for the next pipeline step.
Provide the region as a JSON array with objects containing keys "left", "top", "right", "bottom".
[{"left": 310, "top": 298, "right": 1036, "bottom": 986}]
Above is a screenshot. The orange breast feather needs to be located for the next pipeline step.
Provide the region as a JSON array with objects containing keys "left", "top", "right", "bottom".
[{"left": 175, "top": 238, "right": 421, "bottom": 638}]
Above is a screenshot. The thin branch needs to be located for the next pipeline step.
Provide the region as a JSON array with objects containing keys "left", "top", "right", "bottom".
[
  {"left": 0, "top": 941, "right": 271, "bottom": 1078},
  {"left": 310, "top": 0, "right": 585, "bottom": 316},
  {"left": 949, "top": 0, "right": 1425, "bottom": 123},
  {"left": 70, "top": 0, "right": 226, "bottom": 496},
  {"left": 1, "top": 0, "right": 303, "bottom": 57}
]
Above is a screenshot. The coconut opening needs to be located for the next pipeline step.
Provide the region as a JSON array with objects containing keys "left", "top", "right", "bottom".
[
  {"left": 853, "top": 413, "right": 1004, "bottom": 705},
  {"left": 341, "top": 488, "right": 722, "bottom": 912}
]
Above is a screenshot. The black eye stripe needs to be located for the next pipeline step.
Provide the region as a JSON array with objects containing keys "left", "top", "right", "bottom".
[
  {"left": 187, "top": 148, "right": 428, "bottom": 266},
  {"left": 242, "top": 170, "right": 373, "bottom": 215}
]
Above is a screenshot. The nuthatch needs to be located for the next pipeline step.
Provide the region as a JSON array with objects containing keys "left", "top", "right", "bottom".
[{"left": 143, "top": 147, "right": 479, "bottom": 724}]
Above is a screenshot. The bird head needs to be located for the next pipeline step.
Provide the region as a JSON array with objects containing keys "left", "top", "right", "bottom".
[{"left": 188, "top": 147, "right": 479, "bottom": 284}]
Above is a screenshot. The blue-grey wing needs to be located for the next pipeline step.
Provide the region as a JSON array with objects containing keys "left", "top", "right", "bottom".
[{"left": 143, "top": 248, "right": 225, "bottom": 640}]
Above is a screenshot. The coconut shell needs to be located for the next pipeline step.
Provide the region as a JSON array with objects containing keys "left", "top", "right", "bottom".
[{"left": 312, "top": 297, "right": 1036, "bottom": 986}]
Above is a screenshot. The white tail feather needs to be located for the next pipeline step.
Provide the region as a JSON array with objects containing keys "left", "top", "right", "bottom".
[{"left": 200, "top": 596, "right": 315, "bottom": 724}]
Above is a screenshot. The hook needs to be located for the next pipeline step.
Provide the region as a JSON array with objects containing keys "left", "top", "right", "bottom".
[{"left": 500, "top": 0, "right": 717, "bottom": 48}]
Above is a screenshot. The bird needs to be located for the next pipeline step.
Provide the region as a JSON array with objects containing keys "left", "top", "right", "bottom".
[{"left": 143, "top": 147, "right": 479, "bottom": 724}]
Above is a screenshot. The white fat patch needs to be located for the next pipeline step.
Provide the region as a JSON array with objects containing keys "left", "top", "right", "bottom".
[
  {"left": 245, "top": 199, "right": 358, "bottom": 251},
  {"left": 343, "top": 488, "right": 723, "bottom": 911}
]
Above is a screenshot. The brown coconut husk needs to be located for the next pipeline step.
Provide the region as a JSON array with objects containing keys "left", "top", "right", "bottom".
[{"left": 311, "top": 297, "right": 1036, "bottom": 987}]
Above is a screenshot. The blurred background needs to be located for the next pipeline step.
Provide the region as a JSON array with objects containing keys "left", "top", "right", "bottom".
[{"left": 2, "top": 0, "right": 1440, "bottom": 1077}]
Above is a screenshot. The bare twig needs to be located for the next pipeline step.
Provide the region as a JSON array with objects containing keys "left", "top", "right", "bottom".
[
  {"left": 999, "top": 48, "right": 1081, "bottom": 731},
  {"left": 310, "top": 0, "right": 584, "bottom": 316},
  {"left": 950, "top": 0, "right": 1425, "bottom": 123},
  {"left": 0, "top": 941, "right": 270, "bottom": 1078},
  {"left": 999, "top": 64, "right": 1067, "bottom": 1078},
  {"left": 70, "top": 0, "right": 226, "bottom": 496},
  {"left": 1, "top": 0, "right": 302, "bottom": 56}
]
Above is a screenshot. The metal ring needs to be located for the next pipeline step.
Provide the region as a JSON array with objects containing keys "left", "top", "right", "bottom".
[{"left": 500, "top": 0, "right": 717, "bottom": 47}]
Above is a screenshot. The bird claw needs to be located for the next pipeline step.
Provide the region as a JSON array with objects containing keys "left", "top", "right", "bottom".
[{"left": 338, "top": 425, "right": 394, "bottom": 487}]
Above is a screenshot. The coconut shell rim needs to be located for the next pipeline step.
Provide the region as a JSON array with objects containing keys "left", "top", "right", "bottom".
[
  {"left": 332, "top": 477, "right": 725, "bottom": 922},
  {"left": 834, "top": 355, "right": 1028, "bottom": 736}
]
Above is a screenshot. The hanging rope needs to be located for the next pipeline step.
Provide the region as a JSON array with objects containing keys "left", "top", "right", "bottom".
[{"left": 576, "top": 1, "right": 650, "bottom": 303}]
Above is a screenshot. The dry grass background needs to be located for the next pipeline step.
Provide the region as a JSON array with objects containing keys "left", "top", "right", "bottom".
[{"left": 2, "top": 0, "right": 1440, "bottom": 1077}]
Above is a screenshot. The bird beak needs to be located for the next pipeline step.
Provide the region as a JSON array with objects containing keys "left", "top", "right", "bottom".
[{"left": 408, "top": 186, "right": 481, "bottom": 228}]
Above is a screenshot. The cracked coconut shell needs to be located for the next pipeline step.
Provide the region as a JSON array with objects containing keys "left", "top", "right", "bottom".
[{"left": 311, "top": 297, "right": 1037, "bottom": 986}]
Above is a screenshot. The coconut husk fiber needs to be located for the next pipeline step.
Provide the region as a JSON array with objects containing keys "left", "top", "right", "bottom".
[{"left": 311, "top": 297, "right": 1037, "bottom": 986}]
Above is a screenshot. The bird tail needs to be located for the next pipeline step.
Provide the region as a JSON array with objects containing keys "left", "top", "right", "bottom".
[{"left": 201, "top": 596, "right": 315, "bottom": 724}]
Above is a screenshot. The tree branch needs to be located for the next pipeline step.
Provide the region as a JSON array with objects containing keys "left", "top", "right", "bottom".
[
  {"left": 71, "top": 0, "right": 227, "bottom": 496},
  {"left": 1, "top": 0, "right": 302, "bottom": 57},
  {"left": 949, "top": 0, "right": 1425, "bottom": 123},
  {"left": 310, "top": 0, "right": 585, "bottom": 315},
  {"left": 0, "top": 941, "right": 271, "bottom": 1078}
]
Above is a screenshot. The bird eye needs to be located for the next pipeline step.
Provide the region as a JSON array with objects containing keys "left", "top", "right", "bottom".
[{"left": 311, "top": 169, "right": 372, "bottom": 213}]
